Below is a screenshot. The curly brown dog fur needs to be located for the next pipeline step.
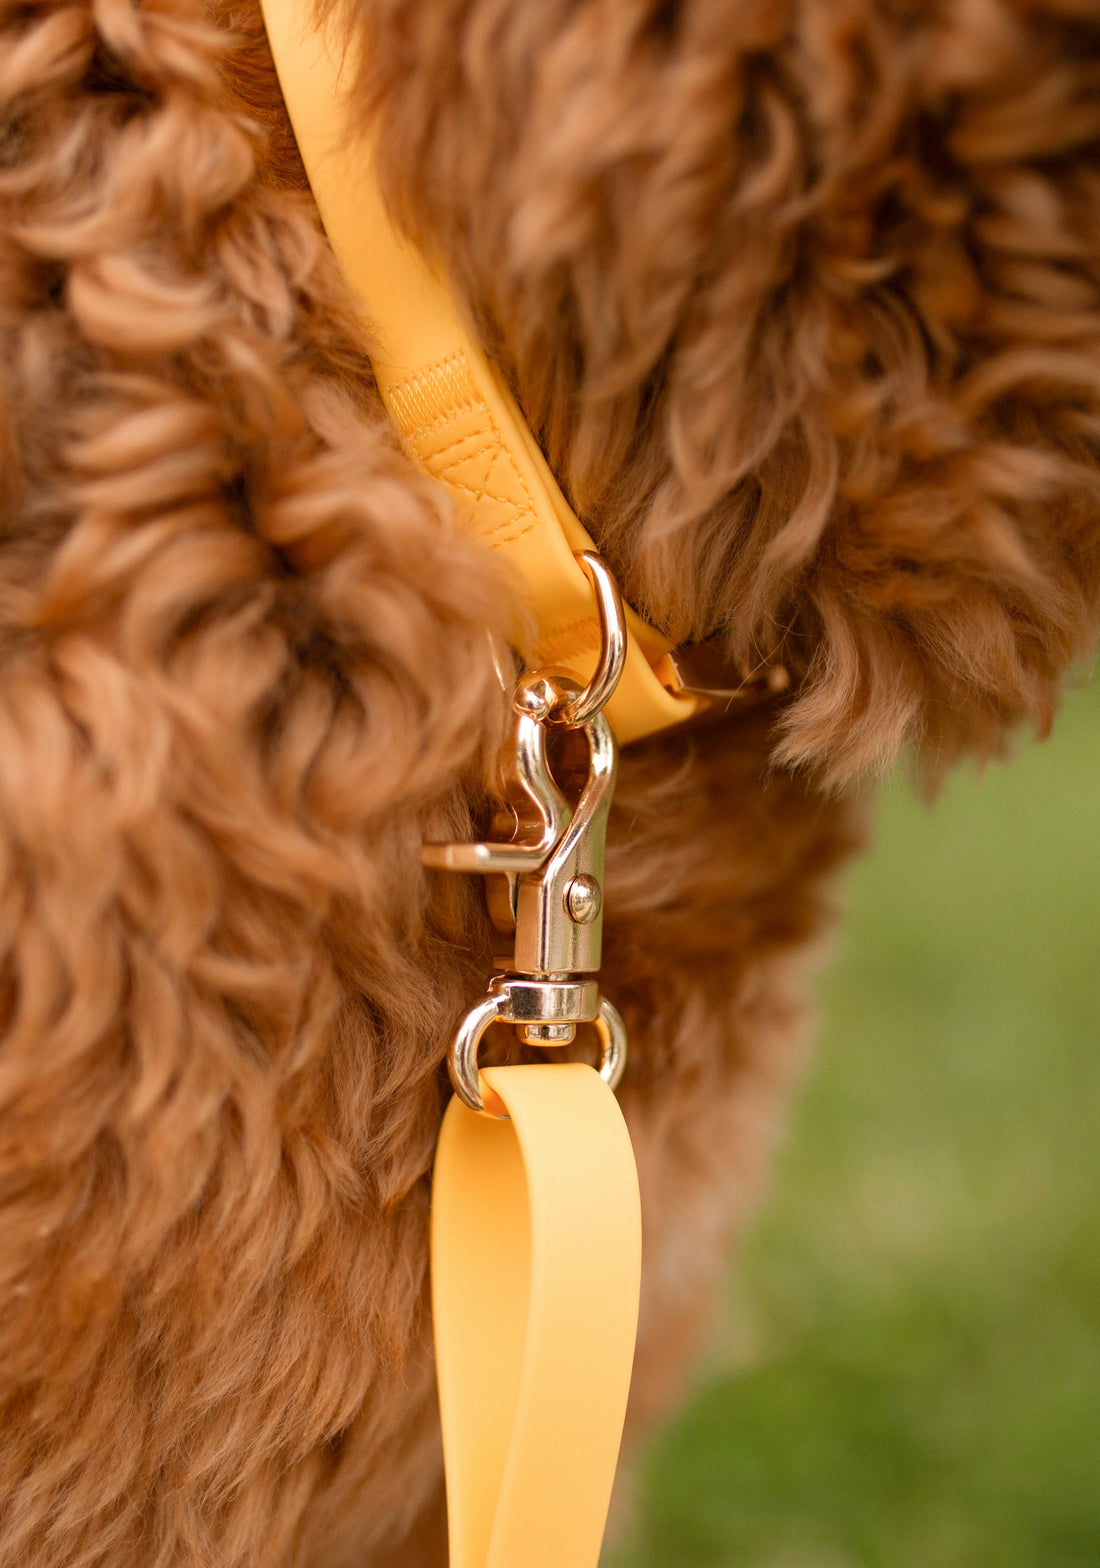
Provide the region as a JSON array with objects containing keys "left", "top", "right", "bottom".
[{"left": 0, "top": 0, "right": 1097, "bottom": 1562}]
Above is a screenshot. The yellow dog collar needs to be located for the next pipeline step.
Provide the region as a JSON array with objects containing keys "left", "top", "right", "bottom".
[{"left": 257, "top": 0, "right": 704, "bottom": 744}]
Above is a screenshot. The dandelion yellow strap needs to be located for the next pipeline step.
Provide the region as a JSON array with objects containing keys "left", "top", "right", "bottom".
[
  {"left": 431, "top": 1064, "right": 642, "bottom": 1568},
  {"left": 257, "top": 0, "right": 702, "bottom": 744}
]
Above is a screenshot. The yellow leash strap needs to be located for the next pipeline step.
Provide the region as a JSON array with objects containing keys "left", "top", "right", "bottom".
[
  {"left": 255, "top": 9, "right": 649, "bottom": 1557},
  {"left": 256, "top": 0, "right": 702, "bottom": 744},
  {"left": 431, "top": 1064, "right": 642, "bottom": 1568}
]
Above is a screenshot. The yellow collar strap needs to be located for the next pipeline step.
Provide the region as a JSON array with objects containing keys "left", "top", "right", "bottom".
[{"left": 256, "top": 0, "right": 704, "bottom": 744}]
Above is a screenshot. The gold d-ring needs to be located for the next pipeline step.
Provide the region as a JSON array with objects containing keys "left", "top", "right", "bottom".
[
  {"left": 449, "top": 986, "right": 628, "bottom": 1117},
  {"left": 554, "top": 552, "right": 627, "bottom": 728}
]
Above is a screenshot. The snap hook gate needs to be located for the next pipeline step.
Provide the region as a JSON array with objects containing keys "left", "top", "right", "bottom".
[{"left": 423, "top": 552, "right": 628, "bottom": 1116}]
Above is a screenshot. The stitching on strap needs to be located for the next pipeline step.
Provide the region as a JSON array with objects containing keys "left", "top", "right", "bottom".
[
  {"left": 387, "top": 352, "right": 483, "bottom": 438},
  {"left": 434, "top": 446, "right": 540, "bottom": 545},
  {"left": 391, "top": 357, "right": 542, "bottom": 544}
]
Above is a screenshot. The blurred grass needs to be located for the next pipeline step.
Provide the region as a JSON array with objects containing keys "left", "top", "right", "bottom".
[{"left": 607, "top": 675, "right": 1100, "bottom": 1568}]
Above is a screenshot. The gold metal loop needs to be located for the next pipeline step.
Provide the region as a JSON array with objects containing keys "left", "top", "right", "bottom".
[
  {"left": 592, "top": 997, "right": 627, "bottom": 1096},
  {"left": 448, "top": 981, "right": 627, "bottom": 1117},
  {"left": 449, "top": 992, "right": 511, "bottom": 1117},
  {"left": 554, "top": 552, "right": 627, "bottom": 729}
]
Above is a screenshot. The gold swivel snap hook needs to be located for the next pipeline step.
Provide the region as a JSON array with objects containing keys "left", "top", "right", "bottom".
[{"left": 423, "top": 552, "right": 628, "bottom": 1116}]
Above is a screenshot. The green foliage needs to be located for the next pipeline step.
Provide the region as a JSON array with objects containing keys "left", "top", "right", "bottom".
[{"left": 608, "top": 678, "right": 1100, "bottom": 1568}]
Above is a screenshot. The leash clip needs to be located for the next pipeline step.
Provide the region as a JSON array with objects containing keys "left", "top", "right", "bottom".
[{"left": 424, "top": 554, "right": 628, "bottom": 1116}]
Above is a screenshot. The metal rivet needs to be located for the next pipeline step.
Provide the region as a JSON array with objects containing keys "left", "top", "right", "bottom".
[
  {"left": 564, "top": 874, "right": 602, "bottom": 924},
  {"left": 512, "top": 673, "right": 556, "bottom": 720},
  {"left": 521, "top": 1022, "right": 577, "bottom": 1045}
]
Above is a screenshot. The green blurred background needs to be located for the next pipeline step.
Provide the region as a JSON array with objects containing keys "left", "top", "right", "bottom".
[{"left": 607, "top": 676, "right": 1100, "bottom": 1568}]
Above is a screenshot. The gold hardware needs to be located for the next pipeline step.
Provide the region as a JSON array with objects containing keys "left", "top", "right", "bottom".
[
  {"left": 564, "top": 874, "right": 601, "bottom": 924},
  {"left": 552, "top": 552, "right": 628, "bottom": 727},
  {"left": 446, "top": 980, "right": 627, "bottom": 1114},
  {"left": 656, "top": 639, "right": 790, "bottom": 705},
  {"left": 423, "top": 552, "right": 629, "bottom": 1116}
]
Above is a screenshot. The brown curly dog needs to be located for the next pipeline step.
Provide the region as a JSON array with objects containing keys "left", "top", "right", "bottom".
[{"left": 1, "top": 0, "right": 1098, "bottom": 1562}]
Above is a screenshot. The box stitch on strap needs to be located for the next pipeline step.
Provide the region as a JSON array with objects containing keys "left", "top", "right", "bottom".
[{"left": 390, "top": 353, "right": 540, "bottom": 547}]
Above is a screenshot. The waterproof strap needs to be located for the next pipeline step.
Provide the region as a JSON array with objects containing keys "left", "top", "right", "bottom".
[
  {"left": 256, "top": 0, "right": 702, "bottom": 744},
  {"left": 431, "top": 1064, "right": 642, "bottom": 1568}
]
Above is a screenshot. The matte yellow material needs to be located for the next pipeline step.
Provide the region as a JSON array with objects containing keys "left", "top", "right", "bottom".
[
  {"left": 257, "top": 0, "right": 703, "bottom": 743},
  {"left": 431, "top": 1065, "right": 642, "bottom": 1568}
]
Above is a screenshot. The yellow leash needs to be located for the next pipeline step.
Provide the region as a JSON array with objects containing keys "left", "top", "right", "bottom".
[
  {"left": 255, "top": 6, "right": 651, "bottom": 1561},
  {"left": 432, "top": 1065, "right": 641, "bottom": 1568}
]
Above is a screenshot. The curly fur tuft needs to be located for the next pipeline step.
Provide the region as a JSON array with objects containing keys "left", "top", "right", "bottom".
[{"left": 360, "top": 0, "right": 1100, "bottom": 785}]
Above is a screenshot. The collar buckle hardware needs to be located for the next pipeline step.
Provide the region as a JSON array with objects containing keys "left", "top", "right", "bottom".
[
  {"left": 424, "top": 553, "right": 628, "bottom": 1116},
  {"left": 656, "top": 640, "right": 791, "bottom": 705}
]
